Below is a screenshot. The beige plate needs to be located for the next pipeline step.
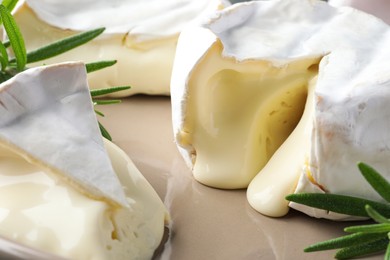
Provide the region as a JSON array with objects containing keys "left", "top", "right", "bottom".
[{"left": 0, "top": 95, "right": 383, "bottom": 260}]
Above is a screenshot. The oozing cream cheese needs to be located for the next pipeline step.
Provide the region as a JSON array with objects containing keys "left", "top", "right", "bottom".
[
  {"left": 247, "top": 76, "right": 318, "bottom": 217},
  {"left": 11, "top": 0, "right": 229, "bottom": 96},
  {"left": 0, "top": 140, "right": 168, "bottom": 259},
  {"left": 178, "top": 41, "right": 320, "bottom": 189}
]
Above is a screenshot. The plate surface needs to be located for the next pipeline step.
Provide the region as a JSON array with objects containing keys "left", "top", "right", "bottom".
[{"left": 99, "top": 95, "right": 382, "bottom": 260}]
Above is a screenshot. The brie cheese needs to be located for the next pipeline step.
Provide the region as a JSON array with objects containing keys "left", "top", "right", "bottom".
[
  {"left": 0, "top": 140, "right": 169, "bottom": 259},
  {"left": 0, "top": 62, "right": 168, "bottom": 258},
  {"left": 11, "top": 0, "right": 230, "bottom": 96},
  {"left": 171, "top": 0, "right": 390, "bottom": 219},
  {"left": 0, "top": 61, "right": 127, "bottom": 207}
]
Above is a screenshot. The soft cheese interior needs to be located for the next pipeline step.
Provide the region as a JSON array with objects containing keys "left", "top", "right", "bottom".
[
  {"left": 178, "top": 41, "right": 320, "bottom": 189},
  {"left": 0, "top": 140, "right": 168, "bottom": 259}
]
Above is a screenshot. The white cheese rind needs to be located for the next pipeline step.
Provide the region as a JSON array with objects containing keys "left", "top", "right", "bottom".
[
  {"left": 12, "top": 0, "right": 230, "bottom": 96},
  {"left": 172, "top": 0, "right": 390, "bottom": 219},
  {"left": 24, "top": 0, "right": 230, "bottom": 41},
  {"left": 0, "top": 62, "right": 127, "bottom": 207},
  {"left": 292, "top": 49, "right": 390, "bottom": 219}
]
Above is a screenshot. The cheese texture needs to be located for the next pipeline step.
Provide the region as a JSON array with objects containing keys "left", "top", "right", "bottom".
[
  {"left": 171, "top": 0, "right": 390, "bottom": 219},
  {"left": 0, "top": 62, "right": 168, "bottom": 258},
  {"left": 11, "top": 0, "right": 229, "bottom": 96}
]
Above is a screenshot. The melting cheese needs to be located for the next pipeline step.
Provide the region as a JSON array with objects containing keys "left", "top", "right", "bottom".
[
  {"left": 247, "top": 76, "right": 318, "bottom": 217},
  {"left": 179, "top": 42, "right": 320, "bottom": 189}
]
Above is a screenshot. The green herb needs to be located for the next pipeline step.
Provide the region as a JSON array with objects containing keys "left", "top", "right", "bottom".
[
  {"left": 0, "top": 1, "right": 129, "bottom": 140},
  {"left": 25, "top": 28, "right": 105, "bottom": 64},
  {"left": 1, "top": 0, "right": 19, "bottom": 12},
  {"left": 286, "top": 162, "right": 390, "bottom": 259},
  {"left": 91, "top": 85, "right": 131, "bottom": 141},
  {"left": 0, "top": 4, "right": 26, "bottom": 71},
  {"left": 98, "top": 121, "right": 112, "bottom": 143},
  {"left": 90, "top": 86, "right": 131, "bottom": 97},
  {"left": 86, "top": 60, "right": 117, "bottom": 73}
]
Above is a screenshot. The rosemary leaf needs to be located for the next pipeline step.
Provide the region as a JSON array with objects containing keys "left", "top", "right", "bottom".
[
  {"left": 86, "top": 60, "right": 117, "bottom": 73},
  {"left": 386, "top": 234, "right": 390, "bottom": 260},
  {"left": 94, "top": 100, "right": 121, "bottom": 105},
  {"left": 335, "top": 237, "right": 389, "bottom": 259},
  {"left": 304, "top": 232, "right": 388, "bottom": 252},
  {"left": 285, "top": 193, "right": 390, "bottom": 218},
  {"left": 1, "top": 0, "right": 19, "bottom": 12},
  {"left": 0, "top": 4, "right": 26, "bottom": 71},
  {"left": 344, "top": 223, "right": 390, "bottom": 234},
  {"left": 90, "top": 86, "right": 131, "bottom": 97},
  {"left": 98, "top": 121, "right": 112, "bottom": 141},
  {"left": 366, "top": 204, "right": 390, "bottom": 224},
  {"left": 0, "top": 42, "right": 9, "bottom": 70},
  {"left": 2, "top": 40, "right": 9, "bottom": 48},
  {"left": 358, "top": 162, "right": 390, "bottom": 203},
  {"left": 0, "top": 56, "right": 7, "bottom": 71},
  {"left": 25, "top": 28, "right": 105, "bottom": 63},
  {"left": 94, "top": 109, "right": 105, "bottom": 117}
]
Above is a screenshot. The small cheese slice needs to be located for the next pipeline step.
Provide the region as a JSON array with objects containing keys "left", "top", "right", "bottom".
[
  {"left": 0, "top": 61, "right": 127, "bottom": 207},
  {"left": 0, "top": 139, "right": 169, "bottom": 259},
  {"left": 0, "top": 62, "right": 169, "bottom": 259},
  {"left": 171, "top": 0, "right": 390, "bottom": 219},
  {"left": 11, "top": 0, "right": 230, "bottom": 96}
]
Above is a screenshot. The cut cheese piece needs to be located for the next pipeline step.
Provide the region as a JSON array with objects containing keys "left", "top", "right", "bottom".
[
  {"left": 171, "top": 0, "right": 390, "bottom": 219},
  {"left": 0, "top": 139, "right": 169, "bottom": 259},
  {"left": 0, "top": 61, "right": 127, "bottom": 207},
  {"left": 0, "top": 62, "right": 169, "bottom": 258},
  {"left": 11, "top": 0, "right": 230, "bottom": 96}
]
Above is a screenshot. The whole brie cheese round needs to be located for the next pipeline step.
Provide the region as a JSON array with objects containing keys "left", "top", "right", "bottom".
[
  {"left": 11, "top": 0, "right": 230, "bottom": 96},
  {"left": 0, "top": 62, "right": 169, "bottom": 258},
  {"left": 171, "top": 0, "right": 390, "bottom": 219}
]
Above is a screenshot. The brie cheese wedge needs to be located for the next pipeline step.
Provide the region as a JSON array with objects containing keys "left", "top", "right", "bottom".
[
  {"left": 0, "top": 62, "right": 168, "bottom": 259},
  {"left": 11, "top": 0, "right": 230, "bottom": 96},
  {"left": 171, "top": 0, "right": 390, "bottom": 219}
]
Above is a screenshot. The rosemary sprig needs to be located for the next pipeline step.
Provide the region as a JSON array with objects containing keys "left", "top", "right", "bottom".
[
  {"left": 286, "top": 162, "right": 390, "bottom": 259},
  {"left": 91, "top": 85, "right": 131, "bottom": 141},
  {"left": 25, "top": 28, "right": 105, "bottom": 64},
  {"left": 0, "top": 1, "right": 129, "bottom": 140},
  {"left": 90, "top": 86, "right": 131, "bottom": 97},
  {"left": 0, "top": 4, "right": 26, "bottom": 71}
]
